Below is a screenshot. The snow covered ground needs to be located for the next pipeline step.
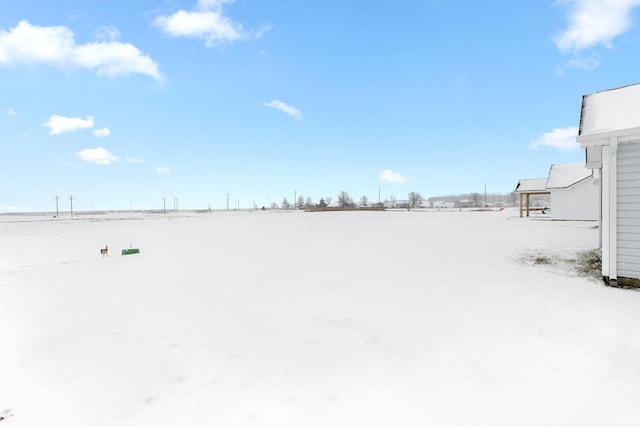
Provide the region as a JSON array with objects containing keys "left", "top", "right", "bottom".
[{"left": 1, "top": 209, "right": 639, "bottom": 427}]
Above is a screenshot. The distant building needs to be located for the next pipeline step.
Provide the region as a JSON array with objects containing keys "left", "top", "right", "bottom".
[
  {"left": 431, "top": 200, "right": 455, "bottom": 209},
  {"left": 454, "top": 199, "right": 474, "bottom": 208},
  {"left": 383, "top": 200, "right": 410, "bottom": 209}
]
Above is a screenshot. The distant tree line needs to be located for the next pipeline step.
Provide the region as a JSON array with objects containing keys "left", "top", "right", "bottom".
[
  {"left": 427, "top": 191, "right": 522, "bottom": 208},
  {"left": 265, "top": 190, "right": 523, "bottom": 210},
  {"left": 269, "top": 191, "right": 425, "bottom": 210}
]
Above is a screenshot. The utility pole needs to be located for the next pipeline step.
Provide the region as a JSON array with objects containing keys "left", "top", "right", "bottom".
[
  {"left": 163, "top": 197, "right": 166, "bottom": 214},
  {"left": 484, "top": 184, "right": 487, "bottom": 208},
  {"left": 226, "top": 192, "right": 229, "bottom": 211},
  {"left": 69, "top": 195, "right": 74, "bottom": 217},
  {"left": 54, "top": 195, "right": 59, "bottom": 217},
  {"left": 294, "top": 190, "right": 297, "bottom": 210}
]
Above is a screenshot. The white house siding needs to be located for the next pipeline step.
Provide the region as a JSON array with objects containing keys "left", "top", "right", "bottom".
[
  {"left": 616, "top": 141, "right": 640, "bottom": 279},
  {"left": 550, "top": 178, "right": 599, "bottom": 221}
]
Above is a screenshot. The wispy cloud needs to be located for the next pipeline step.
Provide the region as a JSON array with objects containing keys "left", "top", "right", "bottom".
[
  {"left": 0, "top": 20, "right": 163, "bottom": 80},
  {"left": 92, "top": 127, "right": 111, "bottom": 137},
  {"left": 554, "top": 0, "right": 640, "bottom": 52},
  {"left": 156, "top": 166, "right": 171, "bottom": 175},
  {"left": 76, "top": 147, "right": 118, "bottom": 165},
  {"left": 44, "top": 114, "right": 94, "bottom": 135},
  {"left": 263, "top": 100, "right": 303, "bottom": 121},
  {"left": 94, "top": 25, "right": 121, "bottom": 41},
  {"left": 125, "top": 156, "right": 144, "bottom": 163},
  {"left": 3, "top": 108, "right": 17, "bottom": 116},
  {"left": 379, "top": 169, "right": 408, "bottom": 184},
  {"left": 154, "top": 0, "right": 271, "bottom": 47},
  {"left": 528, "top": 126, "right": 579, "bottom": 151},
  {"left": 556, "top": 53, "right": 601, "bottom": 75}
]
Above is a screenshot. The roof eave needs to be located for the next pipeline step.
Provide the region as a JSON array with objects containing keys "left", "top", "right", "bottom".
[{"left": 577, "top": 126, "right": 640, "bottom": 147}]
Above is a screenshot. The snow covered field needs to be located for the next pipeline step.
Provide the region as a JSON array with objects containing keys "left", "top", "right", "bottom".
[{"left": 1, "top": 209, "right": 639, "bottom": 427}]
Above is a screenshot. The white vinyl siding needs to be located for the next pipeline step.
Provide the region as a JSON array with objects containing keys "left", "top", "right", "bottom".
[{"left": 616, "top": 141, "right": 640, "bottom": 279}]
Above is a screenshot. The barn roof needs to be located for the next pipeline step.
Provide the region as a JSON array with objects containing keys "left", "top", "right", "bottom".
[{"left": 546, "top": 163, "right": 592, "bottom": 189}]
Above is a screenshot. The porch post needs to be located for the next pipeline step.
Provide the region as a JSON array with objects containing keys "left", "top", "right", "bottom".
[{"left": 519, "top": 193, "right": 523, "bottom": 218}]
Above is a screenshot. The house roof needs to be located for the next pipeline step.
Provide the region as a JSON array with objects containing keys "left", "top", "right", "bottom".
[
  {"left": 546, "top": 163, "right": 592, "bottom": 189},
  {"left": 579, "top": 83, "right": 640, "bottom": 138},
  {"left": 514, "top": 178, "right": 548, "bottom": 193}
]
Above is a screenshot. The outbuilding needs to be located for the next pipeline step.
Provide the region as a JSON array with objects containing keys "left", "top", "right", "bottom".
[
  {"left": 514, "top": 178, "right": 549, "bottom": 217},
  {"left": 577, "top": 83, "right": 640, "bottom": 286},
  {"left": 545, "top": 163, "right": 598, "bottom": 221}
]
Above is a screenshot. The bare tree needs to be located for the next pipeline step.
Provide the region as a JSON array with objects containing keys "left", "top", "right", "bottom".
[
  {"left": 360, "top": 195, "right": 369, "bottom": 207},
  {"left": 270, "top": 202, "right": 278, "bottom": 210},
  {"left": 318, "top": 198, "right": 327, "bottom": 208},
  {"left": 297, "top": 195, "right": 305, "bottom": 210},
  {"left": 510, "top": 191, "right": 518, "bottom": 207},
  {"left": 390, "top": 194, "right": 397, "bottom": 208},
  {"left": 325, "top": 196, "right": 332, "bottom": 206},
  {"left": 469, "top": 193, "right": 481, "bottom": 207},
  {"left": 304, "top": 197, "right": 313, "bottom": 209},
  {"left": 337, "top": 191, "right": 354, "bottom": 208},
  {"left": 408, "top": 192, "right": 423, "bottom": 209},
  {"left": 281, "top": 197, "right": 291, "bottom": 210}
]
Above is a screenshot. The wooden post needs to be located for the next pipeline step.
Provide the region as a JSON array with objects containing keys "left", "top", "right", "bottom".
[
  {"left": 519, "top": 193, "right": 523, "bottom": 218},
  {"left": 526, "top": 193, "right": 530, "bottom": 217}
]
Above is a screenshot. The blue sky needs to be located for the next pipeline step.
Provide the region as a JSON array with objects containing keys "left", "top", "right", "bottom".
[{"left": 2, "top": 0, "right": 640, "bottom": 212}]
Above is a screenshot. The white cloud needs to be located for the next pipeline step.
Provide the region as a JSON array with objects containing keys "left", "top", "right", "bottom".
[
  {"left": 4, "top": 108, "right": 17, "bottom": 116},
  {"left": 554, "top": 0, "right": 640, "bottom": 52},
  {"left": 92, "top": 127, "right": 111, "bottom": 137},
  {"left": 565, "top": 55, "right": 600, "bottom": 70},
  {"left": 94, "top": 26, "right": 121, "bottom": 41},
  {"left": 76, "top": 147, "right": 118, "bottom": 165},
  {"left": 125, "top": 156, "right": 144, "bottom": 163},
  {"left": 44, "top": 114, "right": 94, "bottom": 135},
  {"left": 0, "top": 20, "right": 163, "bottom": 80},
  {"left": 154, "top": 0, "right": 270, "bottom": 47},
  {"left": 156, "top": 166, "right": 171, "bottom": 175},
  {"left": 379, "top": 169, "right": 408, "bottom": 184},
  {"left": 263, "top": 100, "right": 303, "bottom": 121},
  {"left": 555, "top": 54, "right": 601, "bottom": 75},
  {"left": 528, "top": 126, "right": 579, "bottom": 151}
]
